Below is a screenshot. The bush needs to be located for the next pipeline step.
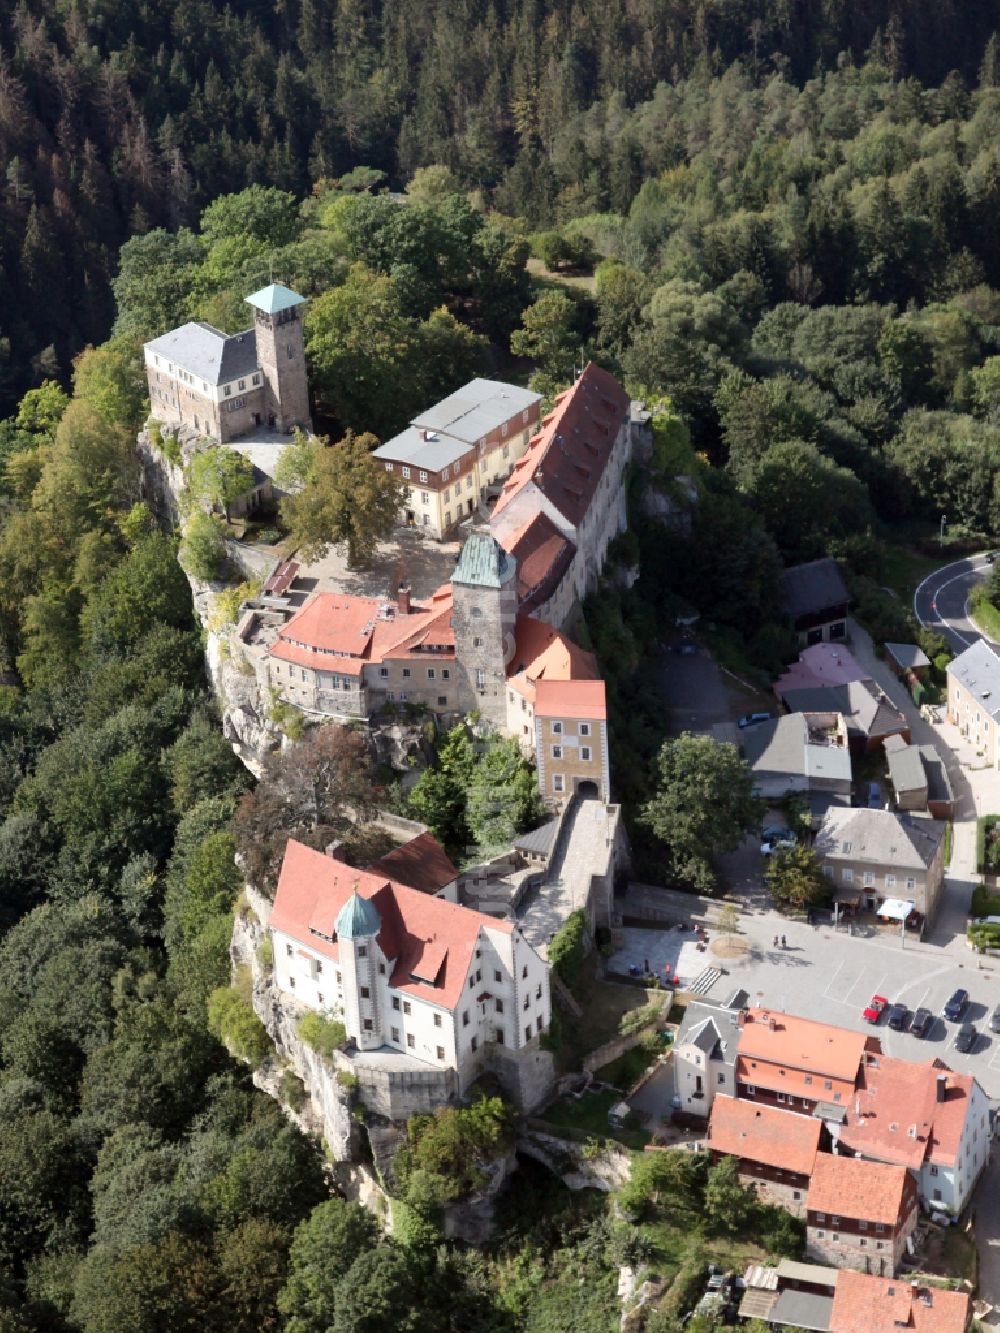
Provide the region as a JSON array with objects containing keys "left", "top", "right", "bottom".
[
  {"left": 647, "top": 1258, "right": 708, "bottom": 1332},
  {"left": 179, "top": 511, "right": 227, "bottom": 580},
  {"left": 296, "top": 1011, "right": 347, "bottom": 1058},
  {"left": 280, "top": 1067, "right": 307, "bottom": 1111},
  {"left": 207, "top": 576, "right": 262, "bottom": 632},
  {"left": 257, "top": 936, "right": 274, "bottom": 969},
  {"left": 618, "top": 999, "right": 665, "bottom": 1038},
  {"left": 337, "top": 1070, "right": 359, "bottom": 1093},
  {"left": 393, "top": 1096, "right": 514, "bottom": 1202},
  {"left": 207, "top": 985, "right": 272, "bottom": 1065},
  {"left": 549, "top": 909, "right": 589, "bottom": 989}
]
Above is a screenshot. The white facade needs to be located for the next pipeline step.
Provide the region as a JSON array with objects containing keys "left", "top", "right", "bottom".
[
  {"left": 271, "top": 917, "right": 550, "bottom": 1095},
  {"left": 918, "top": 1079, "right": 991, "bottom": 1214}
]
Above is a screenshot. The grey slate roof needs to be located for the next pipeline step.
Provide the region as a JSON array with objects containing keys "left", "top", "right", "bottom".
[
  {"left": 514, "top": 819, "right": 559, "bottom": 858},
  {"left": 947, "top": 638, "right": 1000, "bottom": 717},
  {"left": 413, "top": 378, "right": 541, "bottom": 444},
  {"left": 815, "top": 807, "right": 945, "bottom": 869},
  {"left": 452, "top": 532, "right": 516, "bottom": 589},
  {"left": 145, "top": 321, "right": 259, "bottom": 386},
  {"left": 885, "top": 642, "right": 931, "bottom": 670},
  {"left": 676, "top": 998, "right": 741, "bottom": 1066},
  {"left": 769, "top": 1290, "right": 834, "bottom": 1331},
  {"left": 780, "top": 557, "right": 850, "bottom": 618},
  {"left": 742, "top": 714, "right": 852, "bottom": 785},
  {"left": 780, "top": 679, "right": 906, "bottom": 742},
  {"left": 918, "top": 745, "right": 953, "bottom": 805},
  {"left": 373, "top": 426, "right": 471, "bottom": 472},
  {"left": 886, "top": 742, "right": 927, "bottom": 796}
]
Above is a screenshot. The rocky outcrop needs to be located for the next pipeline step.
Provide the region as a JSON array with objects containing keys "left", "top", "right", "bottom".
[
  {"left": 518, "top": 1127, "right": 632, "bottom": 1191},
  {"left": 232, "top": 888, "right": 358, "bottom": 1160}
]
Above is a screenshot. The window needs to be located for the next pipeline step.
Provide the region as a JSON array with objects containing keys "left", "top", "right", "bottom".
[
  {"left": 822, "top": 865, "right": 833, "bottom": 878},
  {"left": 823, "top": 1080, "right": 832, "bottom": 1091},
  {"left": 385, "top": 462, "right": 393, "bottom": 472},
  {"left": 906, "top": 877, "right": 916, "bottom": 890},
  {"left": 363, "top": 1018, "right": 373, "bottom": 1031},
  {"left": 494, "top": 969, "right": 502, "bottom": 983},
  {"left": 522, "top": 965, "right": 528, "bottom": 979},
  {"left": 553, "top": 774, "right": 564, "bottom": 793},
  {"left": 445, "top": 512, "right": 451, "bottom": 526},
  {"left": 523, "top": 995, "right": 530, "bottom": 1011},
  {"left": 422, "top": 514, "right": 429, "bottom": 526},
  {"left": 238, "top": 379, "right": 245, "bottom": 390},
  {"left": 407, "top": 1034, "right": 415, "bottom": 1048},
  {"left": 436, "top": 1046, "right": 445, "bottom": 1060},
  {"left": 496, "top": 1028, "right": 505, "bottom": 1044},
  {"left": 336, "top": 972, "right": 342, "bottom": 985},
  {"left": 317, "top": 992, "right": 324, "bottom": 1004},
  {"left": 831, "top": 1215, "right": 840, "bottom": 1226},
  {"left": 502, "top": 443, "right": 509, "bottom": 457},
  {"left": 471, "top": 1036, "right": 478, "bottom": 1052},
  {"left": 475, "top": 670, "right": 486, "bottom": 689},
  {"left": 224, "top": 384, "right": 231, "bottom": 396},
  {"left": 475, "top": 969, "right": 482, "bottom": 982},
  {"left": 443, "top": 488, "right": 450, "bottom": 502},
  {"left": 419, "top": 470, "right": 428, "bottom": 482},
  {"left": 402, "top": 467, "right": 411, "bottom": 479},
  {"left": 718, "top": 1072, "right": 725, "bottom": 1084},
  {"left": 359, "top": 987, "right": 371, "bottom": 1001},
  {"left": 842, "top": 841, "right": 852, "bottom": 853},
  {"left": 552, "top": 745, "right": 563, "bottom": 759},
  {"left": 863, "top": 871, "right": 875, "bottom": 886},
  {"left": 501, "top": 422, "right": 508, "bottom": 437},
  {"left": 473, "top": 637, "right": 484, "bottom": 647},
  {"left": 286, "top": 944, "right": 293, "bottom": 957},
  {"left": 463, "top": 1010, "right": 470, "bottom": 1027},
  {"left": 358, "top": 946, "right": 366, "bottom": 958},
  {"left": 535, "top": 984, "right": 542, "bottom": 999},
  {"left": 466, "top": 475, "right": 472, "bottom": 489},
  {"left": 581, "top": 746, "right": 592, "bottom": 762},
  {"left": 252, "top": 373, "right": 260, "bottom": 385},
  {"left": 496, "top": 998, "right": 504, "bottom": 1013},
  {"left": 437, "top": 696, "right": 447, "bottom": 706},
  {"left": 525, "top": 1026, "right": 532, "bottom": 1042},
  {"left": 580, "top": 723, "right": 590, "bottom": 737},
  {"left": 859, "top": 1220, "right": 868, "bottom": 1230},
  {"left": 402, "top": 668, "right": 411, "bottom": 678},
  {"left": 392, "top": 997, "right": 400, "bottom": 1011},
  {"left": 842, "top": 869, "right": 853, "bottom": 883},
  {"left": 378, "top": 963, "right": 385, "bottom": 975},
  {"left": 874, "top": 1223, "right": 885, "bottom": 1234},
  {"left": 427, "top": 668, "right": 435, "bottom": 680},
  {"left": 442, "top": 670, "right": 450, "bottom": 680},
  {"left": 391, "top": 1027, "right": 400, "bottom": 1042},
  {"left": 886, "top": 875, "right": 896, "bottom": 888},
  {"left": 552, "top": 721, "right": 563, "bottom": 734},
  {"left": 442, "top": 466, "right": 450, "bottom": 480},
  {"left": 469, "top": 977, "right": 475, "bottom": 991},
  {"left": 930, "top": 1165, "right": 938, "bottom": 1177},
  {"left": 433, "top": 1013, "right": 442, "bottom": 1027},
  {"left": 403, "top": 1001, "right": 411, "bottom": 1015},
  {"left": 421, "top": 492, "right": 429, "bottom": 504}
]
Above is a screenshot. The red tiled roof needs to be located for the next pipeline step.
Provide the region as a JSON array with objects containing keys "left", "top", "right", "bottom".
[
  {"left": 270, "top": 839, "right": 512, "bottom": 1010},
  {"left": 807, "top": 1153, "right": 913, "bottom": 1226},
  {"left": 500, "top": 511, "right": 576, "bottom": 612},
  {"left": 507, "top": 616, "right": 599, "bottom": 703},
  {"left": 366, "top": 831, "right": 459, "bottom": 896},
  {"left": 830, "top": 1270, "right": 970, "bottom": 1333},
  {"left": 491, "top": 363, "right": 629, "bottom": 529},
  {"left": 708, "top": 1096, "right": 820, "bottom": 1176},
  {"left": 738, "top": 1008, "right": 873, "bottom": 1081},
  {"left": 534, "top": 678, "right": 606, "bottom": 721},
  {"left": 277, "top": 593, "right": 383, "bottom": 657},
  {"left": 839, "top": 1056, "right": 975, "bottom": 1170},
  {"left": 269, "top": 639, "right": 367, "bottom": 675}
]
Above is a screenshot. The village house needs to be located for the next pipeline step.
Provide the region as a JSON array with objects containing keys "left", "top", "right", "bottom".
[
  {"left": 672, "top": 995, "right": 744, "bottom": 1120},
  {"left": 490, "top": 362, "right": 634, "bottom": 612},
  {"left": 776, "top": 678, "right": 910, "bottom": 756},
  {"left": 734, "top": 1009, "right": 989, "bottom": 1216},
  {"left": 774, "top": 643, "right": 872, "bottom": 696},
  {"left": 946, "top": 638, "right": 1000, "bottom": 767},
  {"left": 813, "top": 807, "right": 946, "bottom": 924},
  {"left": 884, "top": 736, "right": 954, "bottom": 819},
  {"left": 741, "top": 712, "right": 853, "bottom": 821},
  {"left": 374, "top": 379, "right": 542, "bottom": 539},
  {"left": 805, "top": 1153, "right": 919, "bottom": 1276},
  {"left": 780, "top": 557, "right": 851, "bottom": 647},
  {"left": 708, "top": 1096, "right": 823, "bottom": 1216},
  {"left": 268, "top": 838, "right": 552, "bottom": 1107},
  {"left": 829, "top": 1269, "right": 971, "bottom": 1333},
  {"left": 144, "top": 283, "right": 312, "bottom": 442}
]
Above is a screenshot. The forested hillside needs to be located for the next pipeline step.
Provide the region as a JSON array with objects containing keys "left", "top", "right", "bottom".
[{"left": 4, "top": 0, "right": 1000, "bottom": 406}]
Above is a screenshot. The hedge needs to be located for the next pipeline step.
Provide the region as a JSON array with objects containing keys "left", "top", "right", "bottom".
[{"left": 548, "top": 909, "right": 589, "bottom": 989}]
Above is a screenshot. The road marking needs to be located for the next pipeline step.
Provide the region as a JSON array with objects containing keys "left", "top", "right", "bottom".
[
  {"left": 822, "top": 959, "right": 846, "bottom": 1002},
  {"left": 913, "top": 555, "right": 991, "bottom": 646}
]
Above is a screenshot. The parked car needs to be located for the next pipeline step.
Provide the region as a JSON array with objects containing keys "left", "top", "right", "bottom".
[
  {"left": 678, "top": 643, "right": 697, "bottom": 656},
  {"left": 955, "top": 1024, "right": 978, "bottom": 1054},
  {"left": 990, "top": 1005, "right": 1000, "bottom": 1034},
  {"left": 867, "top": 781, "right": 884, "bottom": 809},
  {"left": 910, "top": 1007, "right": 934, "bottom": 1038},
  {"left": 886, "top": 1003, "right": 910, "bottom": 1031},
  {"left": 739, "top": 712, "right": 772, "bottom": 729},
  {"left": 986, "top": 552, "right": 997, "bottom": 565},
  {"left": 943, "top": 988, "right": 969, "bottom": 1021},
  {"left": 761, "top": 833, "right": 797, "bottom": 856},
  {"left": 863, "top": 994, "right": 889, "bottom": 1023}
]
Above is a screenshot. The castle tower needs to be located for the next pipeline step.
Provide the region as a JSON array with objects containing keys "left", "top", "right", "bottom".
[
  {"left": 244, "top": 283, "right": 312, "bottom": 434},
  {"left": 451, "top": 531, "right": 519, "bottom": 730},
  {"left": 335, "top": 888, "right": 383, "bottom": 1052}
]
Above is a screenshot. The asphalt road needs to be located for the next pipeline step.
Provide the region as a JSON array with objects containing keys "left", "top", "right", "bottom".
[{"left": 913, "top": 554, "right": 994, "bottom": 653}]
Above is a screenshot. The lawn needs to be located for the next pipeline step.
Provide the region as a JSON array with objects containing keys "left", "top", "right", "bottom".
[
  {"left": 557, "top": 953, "right": 662, "bottom": 1073},
  {"left": 539, "top": 1088, "right": 651, "bottom": 1150},
  {"left": 880, "top": 544, "right": 945, "bottom": 602},
  {"left": 595, "top": 1039, "right": 662, "bottom": 1089},
  {"left": 970, "top": 586, "right": 1000, "bottom": 641}
]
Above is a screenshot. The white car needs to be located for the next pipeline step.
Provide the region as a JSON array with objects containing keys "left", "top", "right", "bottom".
[{"left": 761, "top": 836, "right": 797, "bottom": 856}]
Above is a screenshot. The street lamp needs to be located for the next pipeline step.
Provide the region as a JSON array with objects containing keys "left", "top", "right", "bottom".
[{"left": 940, "top": 514, "right": 947, "bottom": 547}]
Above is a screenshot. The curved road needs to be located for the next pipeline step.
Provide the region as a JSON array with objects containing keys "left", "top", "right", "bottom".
[{"left": 913, "top": 553, "right": 995, "bottom": 653}]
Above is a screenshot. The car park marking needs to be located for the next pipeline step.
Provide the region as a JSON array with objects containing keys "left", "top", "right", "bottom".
[{"left": 986, "top": 1044, "right": 1000, "bottom": 1073}]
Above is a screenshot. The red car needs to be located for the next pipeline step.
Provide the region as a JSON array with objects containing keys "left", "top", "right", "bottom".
[{"left": 863, "top": 994, "right": 889, "bottom": 1024}]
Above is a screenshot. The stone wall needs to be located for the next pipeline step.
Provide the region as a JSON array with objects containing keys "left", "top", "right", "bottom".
[
  {"left": 744, "top": 1172, "right": 807, "bottom": 1217},
  {"left": 518, "top": 1127, "right": 632, "bottom": 1191},
  {"left": 806, "top": 1226, "right": 905, "bottom": 1275}
]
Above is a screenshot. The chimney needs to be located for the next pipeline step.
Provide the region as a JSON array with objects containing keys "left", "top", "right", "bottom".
[
  {"left": 397, "top": 584, "right": 411, "bottom": 615},
  {"left": 421, "top": 429, "right": 429, "bottom": 441},
  {"left": 936, "top": 1074, "right": 947, "bottom": 1102}
]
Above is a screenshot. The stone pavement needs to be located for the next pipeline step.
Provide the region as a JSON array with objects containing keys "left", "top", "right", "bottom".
[{"left": 519, "top": 798, "right": 617, "bottom": 955}]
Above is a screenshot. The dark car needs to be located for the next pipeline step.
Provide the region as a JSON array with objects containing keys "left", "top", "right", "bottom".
[
  {"left": 991, "top": 1005, "right": 1000, "bottom": 1035},
  {"left": 911, "top": 1007, "right": 934, "bottom": 1038},
  {"left": 944, "top": 989, "right": 969, "bottom": 1022},
  {"left": 867, "top": 781, "right": 884, "bottom": 809},
  {"left": 886, "top": 1003, "right": 910, "bottom": 1031},
  {"left": 738, "top": 712, "right": 772, "bottom": 729},
  {"left": 986, "top": 552, "right": 998, "bottom": 564},
  {"left": 955, "top": 1024, "right": 977, "bottom": 1054}
]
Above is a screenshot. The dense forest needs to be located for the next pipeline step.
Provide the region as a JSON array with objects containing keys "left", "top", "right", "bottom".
[{"left": 4, "top": 0, "right": 1000, "bottom": 404}]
